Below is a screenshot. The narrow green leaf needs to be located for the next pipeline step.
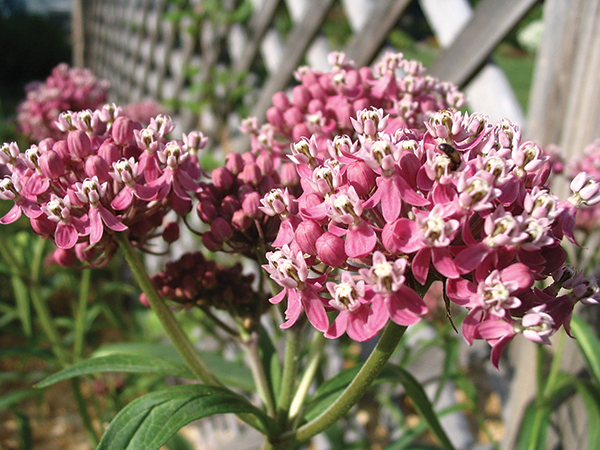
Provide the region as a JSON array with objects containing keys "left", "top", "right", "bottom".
[
  {"left": 388, "top": 366, "right": 456, "bottom": 450},
  {"left": 515, "top": 402, "right": 550, "bottom": 450},
  {"left": 305, "top": 364, "right": 456, "bottom": 450},
  {"left": 13, "top": 408, "right": 33, "bottom": 450},
  {"left": 0, "top": 388, "right": 42, "bottom": 412},
  {"left": 35, "top": 354, "right": 195, "bottom": 388},
  {"left": 11, "top": 272, "right": 32, "bottom": 337},
  {"left": 571, "top": 315, "right": 600, "bottom": 384},
  {"left": 97, "top": 384, "right": 275, "bottom": 450},
  {"left": 93, "top": 343, "right": 255, "bottom": 391},
  {"left": 258, "top": 328, "right": 281, "bottom": 397},
  {"left": 573, "top": 380, "right": 600, "bottom": 448}
]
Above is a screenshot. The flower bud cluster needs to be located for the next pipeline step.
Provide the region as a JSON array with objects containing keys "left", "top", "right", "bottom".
[
  {"left": 16, "top": 63, "right": 110, "bottom": 142},
  {"left": 195, "top": 150, "right": 300, "bottom": 258},
  {"left": 262, "top": 103, "right": 595, "bottom": 366},
  {"left": 242, "top": 52, "right": 465, "bottom": 157},
  {"left": 147, "top": 252, "right": 259, "bottom": 317},
  {"left": 1, "top": 106, "right": 206, "bottom": 267}
]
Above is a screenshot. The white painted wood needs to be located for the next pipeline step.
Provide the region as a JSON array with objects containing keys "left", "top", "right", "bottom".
[
  {"left": 420, "top": 0, "right": 525, "bottom": 125},
  {"left": 341, "top": 0, "right": 375, "bottom": 31},
  {"left": 261, "top": 29, "right": 286, "bottom": 73}
]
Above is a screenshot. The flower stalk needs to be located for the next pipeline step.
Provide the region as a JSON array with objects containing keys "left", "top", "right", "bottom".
[
  {"left": 272, "top": 321, "right": 407, "bottom": 447},
  {"left": 114, "top": 232, "right": 218, "bottom": 385}
]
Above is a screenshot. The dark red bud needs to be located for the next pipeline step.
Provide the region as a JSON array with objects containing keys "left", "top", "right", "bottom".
[{"left": 163, "top": 222, "right": 180, "bottom": 243}]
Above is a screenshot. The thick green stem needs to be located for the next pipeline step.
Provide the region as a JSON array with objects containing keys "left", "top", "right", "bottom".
[
  {"left": 276, "top": 325, "right": 302, "bottom": 428},
  {"left": 273, "top": 322, "right": 407, "bottom": 447},
  {"left": 114, "top": 232, "right": 218, "bottom": 385}
]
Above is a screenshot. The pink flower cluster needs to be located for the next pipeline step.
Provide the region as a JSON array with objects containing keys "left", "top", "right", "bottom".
[
  {"left": 242, "top": 52, "right": 465, "bottom": 157},
  {"left": 567, "top": 138, "right": 600, "bottom": 231},
  {"left": 261, "top": 105, "right": 599, "bottom": 366},
  {"left": 17, "top": 64, "right": 110, "bottom": 142},
  {"left": 1, "top": 104, "right": 207, "bottom": 267}
]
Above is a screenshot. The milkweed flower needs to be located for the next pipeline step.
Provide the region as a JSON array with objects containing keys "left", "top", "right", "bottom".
[
  {"left": 252, "top": 50, "right": 595, "bottom": 366},
  {"left": 1, "top": 106, "right": 205, "bottom": 267}
]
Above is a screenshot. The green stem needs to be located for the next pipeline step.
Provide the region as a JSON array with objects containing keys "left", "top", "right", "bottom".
[
  {"left": 27, "top": 239, "right": 70, "bottom": 365},
  {"left": 114, "top": 232, "right": 218, "bottom": 385},
  {"left": 273, "top": 322, "right": 407, "bottom": 447},
  {"left": 544, "top": 332, "right": 565, "bottom": 397},
  {"left": 245, "top": 333, "right": 277, "bottom": 418},
  {"left": 288, "top": 331, "right": 326, "bottom": 424},
  {"left": 74, "top": 269, "right": 91, "bottom": 357},
  {"left": 70, "top": 378, "right": 100, "bottom": 446},
  {"left": 276, "top": 324, "right": 303, "bottom": 427}
]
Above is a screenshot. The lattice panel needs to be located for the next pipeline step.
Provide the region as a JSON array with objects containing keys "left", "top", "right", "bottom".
[{"left": 82, "top": 0, "right": 525, "bottom": 148}]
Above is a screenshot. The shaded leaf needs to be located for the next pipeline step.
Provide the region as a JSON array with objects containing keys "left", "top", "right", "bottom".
[
  {"left": 0, "top": 388, "right": 42, "bottom": 412},
  {"left": 93, "top": 343, "right": 255, "bottom": 391},
  {"left": 571, "top": 315, "right": 600, "bottom": 384},
  {"left": 97, "top": 384, "right": 275, "bottom": 450},
  {"left": 306, "top": 364, "right": 456, "bottom": 450},
  {"left": 36, "top": 354, "right": 195, "bottom": 388}
]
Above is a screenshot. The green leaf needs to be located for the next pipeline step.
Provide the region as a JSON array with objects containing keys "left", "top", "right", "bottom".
[
  {"left": 93, "top": 343, "right": 255, "bottom": 391},
  {"left": 571, "top": 315, "right": 600, "bottom": 384},
  {"left": 35, "top": 354, "right": 195, "bottom": 388},
  {"left": 97, "top": 384, "right": 275, "bottom": 449},
  {"left": 573, "top": 379, "right": 600, "bottom": 448},
  {"left": 515, "top": 402, "right": 550, "bottom": 450},
  {"left": 0, "top": 388, "right": 42, "bottom": 412},
  {"left": 388, "top": 366, "right": 456, "bottom": 450},
  {"left": 305, "top": 364, "right": 456, "bottom": 450}
]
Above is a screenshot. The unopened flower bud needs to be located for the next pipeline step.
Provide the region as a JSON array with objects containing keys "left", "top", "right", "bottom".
[
  {"left": 212, "top": 167, "right": 234, "bottom": 191},
  {"left": 295, "top": 220, "right": 323, "bottom": 255},
  {"left": 53, "top": 247, "right": 76, "bottom": 267},
  {"left": 256, "top": 152, "right": 274, "bottom": 174},
  {"left": 197, "top": 200, "right": 218, "bottom": 223},
  {"left": 67, "top": 130, "right": 92, "bottom": 159},
  {"left": 231, "top": 209, "right": 252, "bottom": 231},
  {"left": 163, "top": 222, "right": 180, "bottom": 243},
  {"left": 238, "top": 163, "right": 262, "bottom": 186},
  {"left": 272, "top": 91, "right": 291, "bottom": 110},
  {"left": 316, "top": 232, "right": 347, "bottom": 267},
  {"left": 280, "top": 162, "right": 300, "bottom": 187},
  {"left": 292, "top": 85, "right": 311, "bottom": 108},
  {"left": 225, "top": 152, "right": 244, "bottom": 175},
  {"left": 112, "top": 116, "right": 137, "bottom": 145},
  {"left": 284, "top": 107, "right": 304, "bottom": 127},
  {"left": 39, "top": 150, "right": 65, "bottom": 179},
  {"left": 220, "top": 195, "right": 241, "bottom": 219},
  {"left": 292, "top": 123, "right": 310, "bottom": 142},
  {"left": 202, "top": 231, "right": 222, "bottom": 251},
  {"left": 346, "top": 160, "right": 376, "bottom": 196},
  {"left": 85, "top": 155, "right": 111, "bottom": 183},
  {"left": 242, "top": 191, "right": 261, "bottom": 217},
  {"left": 266, "top": 107, "right": 285, "bottom": 128}
]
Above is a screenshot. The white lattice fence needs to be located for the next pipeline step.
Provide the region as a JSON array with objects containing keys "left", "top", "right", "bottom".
[{"left": 83, "top": 0, "right": 530, "bottom": 148}]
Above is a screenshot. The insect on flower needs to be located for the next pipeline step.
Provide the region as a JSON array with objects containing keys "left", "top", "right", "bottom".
[{"left": 439, "top": 143, "right": 461, "bottom": 171}]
